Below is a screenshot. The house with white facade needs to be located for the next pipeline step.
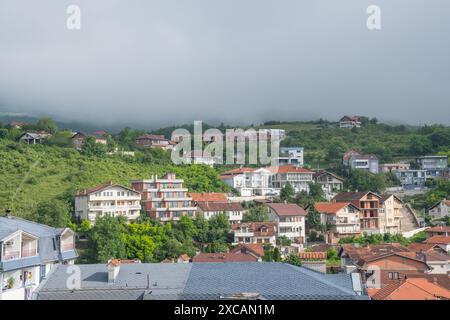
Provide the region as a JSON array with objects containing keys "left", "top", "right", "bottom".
[
  {"left": 379, "top": 194, "right": 403, "bottom": 235},
  {"left": 74, "top": 182, "right": 142, "bottom": 224},
  {"left": 231, "top": 222, "right": 277, "bottom": 245},
  {"left": 348, "top": 154, "right": 379, "bottom": 174},
  {"left": 196, "top": 202, "right": 245, "bottom": 224},
  {"left": 394, "top": 169, "right": 427, "bottom": 189},
  {"left": 267, "top": 165, "right": 314, "bottom": 193},
  {"left": 19, "top": 132, "right": 52, "bottom": 145},
  {"left": 219, "top": 167, "right": 274, "bottom": 196},
  {"left": 274, "top": 147, "right": 304, "bottom": 167},
  {"left": 314, "top": 202, "right": 361, "bottom": 244},
  {"left": 266, "top": 203, "right": 307, "bottom": 247},
  {"left": 416, "top": 155, "right": 448, "bottom": 178},
  {"left": 313, "top": 170, "right": 344, "bottom": 199},
  {"left": 428, "top": 200, "right": 450, "bottom": 220},
  {"left": 0, "top": 216, "right": 77, "bottom": 300},
  {"left": 339, "top": 116, "right": 361, "bottom": 128}
]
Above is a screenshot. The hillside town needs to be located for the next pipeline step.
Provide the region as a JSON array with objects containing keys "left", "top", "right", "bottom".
[{"left": 0, "top": 116, "right": 449, "bottom": 301}]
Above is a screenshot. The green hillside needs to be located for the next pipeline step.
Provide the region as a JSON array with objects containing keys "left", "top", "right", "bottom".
[{"left": 0, "top": 140, "right": 229, "bottom": 219}]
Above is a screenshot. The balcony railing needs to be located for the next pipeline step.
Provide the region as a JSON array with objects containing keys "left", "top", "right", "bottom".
[
  {"left": 2, "top": 250, "right": 20, "bottom": 261},
  {"left": 21, "top": 249, "right": 37, "bottom": 257}
]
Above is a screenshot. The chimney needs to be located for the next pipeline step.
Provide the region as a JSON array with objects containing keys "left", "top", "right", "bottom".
[{"left": 107, "top": 259, "right": 121, "bottom": 283}]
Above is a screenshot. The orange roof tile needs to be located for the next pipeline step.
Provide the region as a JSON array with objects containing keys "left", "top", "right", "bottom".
[
  {"left": 424, "top": 236, "right": 450, "bottom": 245},
  {"left": 190, "top": 192, "right": 227, "bottom": 203},
  {"left": 314, "top": 202, "right": 355, "bottom": 214},
  {"left": 299, "top": 252, "right": 327, "bottom": 260},
  {"left": 265, "top": 164, "right": 313, "bottom": 174},
  {"left": 371, "top": 278, "right": 450, "bottom": 300}
]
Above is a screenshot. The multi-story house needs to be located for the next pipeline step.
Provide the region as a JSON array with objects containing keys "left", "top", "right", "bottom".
[
  {"left": 333, "top": 192, "right": 382, "bottom": 234},
  {"left": 274, "top": 147, "right": 304, "bottom": 167},
  {"left": 339, "top": 116, "right": 361, "bottom": 128},
  {"left": 379, "top": 162, "right": 410, "bottom": 173},
  {"left": 196, "top": 202, "right": 245, "bottom": 224},
  {"left": 313, "top": 170, "right": 344, "bottom": 198},
  {"left": 74, "top": 183, "right": 142, "bottom": 224},
  {"left": 135, "top": 134, "right": 175, "bottom": 150},
  {"left": 131, "top": 173, "right": 197, "bottom": 221},
  {"left": 219, "top": 168, "right": 274, "bottom": 196},
  {"left": 416, "top": 155, "right": 448, "bottom": 178},
  {"left": 379, "top": 194, "right": 403, "bottom": 235},
  {"left": 71, "top": 132, "right": 86, "bottom": 150},
  {"left": 0, "top": 216, "right": 77, "bottom": 300},
  {"left": 314, "top": 202, "right": 360, "bottom": 243},
  {"left": 348, "top": 154, "right": 379, "bottom": 174},
  {"left": 428, "top": 200, "right": 450, "bottom": 220},
  {"left": 266, "top": 203, "right": 307, "bottom": 247},
  {"left": 267, "top": 165, "right": 314, "bottom": 193},
  {"left": 393, "top": 169, "right": 427, "bottom": 189},
  {"left": 342, "top": 149, "right": 361, "bottom": 166},
  {"left": 231, "top": 222, "right": 277, "bottom": 245}
]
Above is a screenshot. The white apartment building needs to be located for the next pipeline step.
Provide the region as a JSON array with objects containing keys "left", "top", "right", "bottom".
[
  {"left": 379, "top": 194, "right": 403, "bottom": 235},
  {"left": 275, "top": 147, "right": 304, "bottom": 167},
  {"left": 266, "top": 203, "right": 307, "bottom": 247},
  {"left": 196, "top": 202, "right": 245, "bottom": 224},
  {"left": 267, "top": 165, "right": 314, "bottom": 193},
  {"left": 0, "top": 216, "right": 77, "bottom": 300},
  {"left": 219, "top": 168, "right": 275, "bottom": 197},
  {"left": 314, "top": 202, "right": 361, "bottom": 244},
  {"left": 74, "top": 183, "right": 142, "bottom": 224}
]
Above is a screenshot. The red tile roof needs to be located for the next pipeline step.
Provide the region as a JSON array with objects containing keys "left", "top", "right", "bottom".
[
  {"left": 220, "top": 168, "right": 256, "bottom": 176},
  {"left": 197, "top": 202, "right": 244, "bottom": 212},
  {"left": 230, "top": 243, "right": 265, "bottom": 258},
  {"left": 178, "top": 254, "right": 190, "bottom": 261},
  {"left": 425, "top": 226, "right": 450, "bottom": 233},
  {"left": 266, "top": 203, "right": 307, "bottom": 217},
  {"left": 299, "top": 252, "right": 327, "bottom": 260},
  {"left": 231, "top": 222, "right": 276, "bottom": 237},
  {"left": 333, "top": 191, "right": 381, "bottom": 202},
  {"left": 407, "top": 243, "right": 442, "bottom": 252},
  {"left": 424, "top": 236, "right": 450, "bottom": 245},
  {"left": 371, "top": 278, "right": 450, "bottom": 300},
  {"left": 314, "top": 202, "right": 355, "bottom": 215},
  {"left": 190, "top": 192, "right": 227, "bottom": 203},
  {"left": 75, "top": 182, "right": 138, "bottom": 196},
  {"left": 265, "top": 164, "right": 313, "bottom": 174}
]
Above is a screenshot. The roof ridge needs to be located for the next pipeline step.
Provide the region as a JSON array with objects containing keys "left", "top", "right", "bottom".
[{"left": 0, "top": 215, "right": 58, "bottom": 232}]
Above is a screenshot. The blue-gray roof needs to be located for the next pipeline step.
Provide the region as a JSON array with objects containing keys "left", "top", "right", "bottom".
[
  {"left": 0, "top": 216, "right": 78, "bottom": 271},
  {"left": 34, "top": 262, "right": 368, "bottom": 300}
]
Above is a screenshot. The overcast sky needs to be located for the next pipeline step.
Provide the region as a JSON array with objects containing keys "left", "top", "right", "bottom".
[{"left": 0, "top": 0, "right": 449, "bottom": 128}]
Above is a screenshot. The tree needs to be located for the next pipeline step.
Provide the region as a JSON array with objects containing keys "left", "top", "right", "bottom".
[
  {"left": 284, "top": 253, "right": 302, "bottom": 267},
  {"left": 33, "top": 199, "right": 71, "bottom": 228},
  {"left": 0, "top": 128, "right": 8, "bottom": 139},
  {"left": 276, "top": 235, "right": 292, "bottom": 246},
  {"left": 174, "top": 215, "right": 198, "bottom": 242},
  {"left": 308, "top": 182, "right": 325, "bottom": 201},
  {"left": 88, "top": 215, "right": 127, "bottom": 263},
  {"left": 242, "top": 205, "right": 270, "bottom": 222},
  {"left": 36, "top": 117, "right": 58, "bottom": 134},
  {"left": 81, "top": 136, "right": 107, "bottom": 157},
  {"left": 79, "top": 219, "right": 91, "bottom": 233},
  {"left": 280, "top": 183, "right": 295, "bottom": 202}
]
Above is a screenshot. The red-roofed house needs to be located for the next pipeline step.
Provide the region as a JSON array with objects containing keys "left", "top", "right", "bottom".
[
  {"left": 266, "top": 203, "right": 307, "bottom": 247},
  {"left": 425, "top": 226, "right": 450, "bottom": 237},
  {"left": 370, "top": 277, "right": 450, "bottom": 300},
  {"left": 231, "top": 222, "right": 276, "bottom": 245},
  {"left": 74, "top": 182, "right": 142, "bottom": 223},
  {"left": 314, "top": 202, "right": 360, "bottom": 243},
  {"left": 424, "top": 236, "right": 450, "bottom": 252},
  {"left": 135, "top": 134, "right": 174, "bottom": 150},
  {"left": 192, "top": 244, "right": 262, "bottom": 263},
  {"left": 339, "top": 116, "right": 361, "bottom": 129},
  {"left": 219, "top": 168, "right": 273, "bottom": 196}
]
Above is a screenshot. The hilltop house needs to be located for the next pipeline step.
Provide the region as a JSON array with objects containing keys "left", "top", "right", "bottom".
[
  {"left": 339, "top": 116, "right": 361, "bottom": 128},
  {"left": 314, "top": 202, "right": 361, "bottom": 243},
  {"left": 135, "top": 134, "right": 175, "bottom": 150},
  {"left": 91, "top": 130, "right": 108, "bottom": 144},
  {"left": 19, "top": 132, "right": 52, "bottom": 145},
  {"left": 266, "top": 203, "right": 307, "bottom": 247},
  {"left": 71, "top": 132, "right": 86, "bottom": 150},
  {"left": 0, "top": 216, "right": 77, "bottom": 300},
  {"left": 131, "top": 173, "right": 196, "bottom": 221},
  {"left": 74, "top": 183, "right": 142, "bottom": 224},
  {"left": 428, "top": 200, "right": 450, "bottom": 220},
  {"left": 231, "top": 222, "right": 277, "bottom": 245}
]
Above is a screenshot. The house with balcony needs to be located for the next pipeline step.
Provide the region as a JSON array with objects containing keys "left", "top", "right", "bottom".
[
  {"left": 135, "top": 134, "right": 175, "bottom": 151},
  {"left": 267, "top": 165, "right": 314, "bottom": 193},
  {"left": 274, "top": 147, "right": 304, "bottom": 167},
  {"left": 348, "top": 154, "right": 379, "bottom": 174},
  {"left": 219, "top": 167, "right": 274, "bottom": 197},
  {"left": 313, "top": 170, "right": 344, "bottom": 199},
  {"left": 379, "top": 194, "right": 403, "bottom": 235},
  {"left": 416, "top": 155, "right": 449, "bottom": 178},
  {"left": 314, "top": 202, "right": 361, "bottom": 244},
  {"left": 266, "top": 203, "right": 307, "bottom": 248},
  {"left": 131, "top": 173, "right": 196, "bottom": 221},
  {"left": 231, "top": 222, "right": 277, "bottom": 245},
  {"left": 393, "top": 169, "right": 427, "bottom": 189},
  {"left": 196, "top": 202, "right": 245, "bottom": 224},
  {"left": 74, "top": 182, "right": 142, "bottom": 224},
  {"left": 0, "top": 216, "right": 77, "bottom": 300},
  {"left": 333, "top": 192, "right": 382, "bottom": 234},
  {"left": 379, "top": 162, "right": 410, "bottom": 173}
]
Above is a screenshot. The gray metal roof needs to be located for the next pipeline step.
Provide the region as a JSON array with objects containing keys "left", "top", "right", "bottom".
[{"left": 34, "top": 262, "right": 368, "bottom": 300}]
